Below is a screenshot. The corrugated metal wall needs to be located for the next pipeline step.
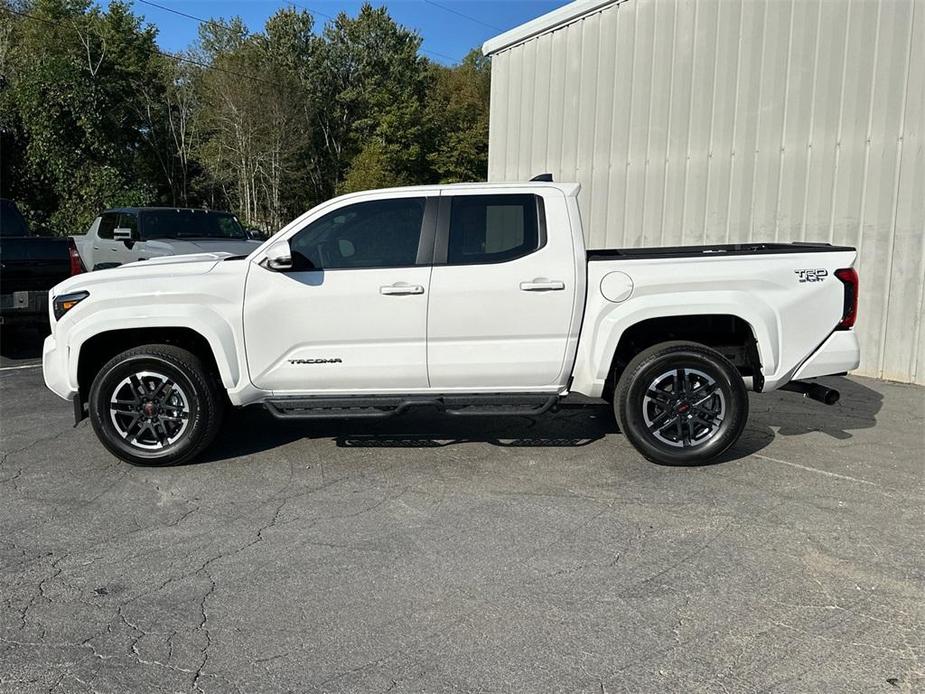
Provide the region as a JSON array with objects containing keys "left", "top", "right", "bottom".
[{"left": 487, "top": 0, "right": 925, "bottom": 384}]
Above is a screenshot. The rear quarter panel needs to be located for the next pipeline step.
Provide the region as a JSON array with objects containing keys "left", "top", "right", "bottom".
[{"left": 571, "top": 250, "right": 857, "bottom": 397}]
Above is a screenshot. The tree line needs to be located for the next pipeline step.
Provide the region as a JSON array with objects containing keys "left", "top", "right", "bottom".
[{"left": 0, "top": 0, "right": 491, "bottom": 235}]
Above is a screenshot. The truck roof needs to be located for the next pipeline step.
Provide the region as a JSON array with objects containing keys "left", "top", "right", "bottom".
[
  {"left": 329, "top": 181, "right": 581, "bottom": 199},
  {"left": 101, "top": 207, "right": 237, "bottom": 215}
]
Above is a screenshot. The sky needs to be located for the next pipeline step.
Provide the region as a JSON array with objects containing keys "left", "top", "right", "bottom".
[{"left": 128, "top": 0, "right": 571, "bottom": 65}]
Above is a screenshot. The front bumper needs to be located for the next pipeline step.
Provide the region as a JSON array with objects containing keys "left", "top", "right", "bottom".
[
  {"left": 43, "top": 333, "right": 77, "bottom": 400},
  {"left": 792, "top": 330, "right": 861, "bottom": 380}
]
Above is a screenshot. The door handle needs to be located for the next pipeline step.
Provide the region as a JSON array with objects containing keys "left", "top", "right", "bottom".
[
  {"left": 520, "top": 279, "right": 565, "bottom": 291},
  {"left": 380, "top": 283, "right": 425, "bottom": 296}
]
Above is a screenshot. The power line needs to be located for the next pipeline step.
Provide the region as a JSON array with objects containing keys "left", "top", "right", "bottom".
[
  {"left": 137, "top": 0, "right": 232, "bottom": 34},
  {"left": 138, "top": 0, "right": 462, "bottom": 64},
  {"left": 422, "top": 0, "right": 503, "bottom": 32},
  {"left": 0, "top": 5, "right": 288, "bottom": 89}
]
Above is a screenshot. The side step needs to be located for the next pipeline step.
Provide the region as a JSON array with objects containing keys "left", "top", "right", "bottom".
[{"left": 264, "top": 393, "right": 559, "bottom": 420}]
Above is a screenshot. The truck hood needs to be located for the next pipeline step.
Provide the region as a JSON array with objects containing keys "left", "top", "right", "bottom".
[
  {"left": 51, "top": 253, "right": 234, "bottom": 297},
  {"left": 143, "top": 238, "right": 261, "bottom": 256}
]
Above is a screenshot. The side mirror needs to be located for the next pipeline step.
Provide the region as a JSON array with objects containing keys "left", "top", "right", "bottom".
[
  {"left": 246, "top": 228, "right": 265, "bottom": 241},
  {"left": 263, "top": 241, "right": 293, "bottom": 271},
  {"left": 113, "top": 227, "right": 135, "bottom": 244}
]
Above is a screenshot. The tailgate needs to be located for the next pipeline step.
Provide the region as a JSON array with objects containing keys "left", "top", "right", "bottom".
[{"left": 0, "top": 237, "right": 72, "bottom": 293}]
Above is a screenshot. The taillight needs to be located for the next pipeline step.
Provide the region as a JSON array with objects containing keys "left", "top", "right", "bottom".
[
  {"left": 834, "top": 268, "right": 858, "bottom": 329},
  {"left": 67, "top": 238, "right": 84, "bottom": 276}
]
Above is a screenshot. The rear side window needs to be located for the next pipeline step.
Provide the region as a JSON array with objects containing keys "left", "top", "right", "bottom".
[
  {"left": 289, "top": 198, "right": 426, "bottom": 270},
  {"left": 446, "top": 194, "right": 542, "bottom": 265},
  {"left": 118, "top": 212, "right": 138, "bottom": 235},
  {"left": 97, "top": 213, "right": 118, "bottom": 239}
]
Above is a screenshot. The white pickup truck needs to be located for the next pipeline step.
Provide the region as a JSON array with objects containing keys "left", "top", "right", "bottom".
[{"left": 43, "top": 179, "right": 860, "bottom": 467}]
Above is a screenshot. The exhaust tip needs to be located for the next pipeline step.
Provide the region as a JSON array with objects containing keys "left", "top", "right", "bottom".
[{"left": 781, "top": 380, "right": 841, "bottom": 406}]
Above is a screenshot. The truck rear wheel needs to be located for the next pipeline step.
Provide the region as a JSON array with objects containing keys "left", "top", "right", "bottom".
[
  {"left": 614, "top": 341, "right": 748, "bottom": 465},
  {"left": 88, "top": 344, "right": 224, "bottom": 466}
]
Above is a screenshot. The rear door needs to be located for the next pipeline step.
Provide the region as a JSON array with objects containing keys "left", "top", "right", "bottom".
[{"left": 426, "top": 190, "right": 578, "bottom": 390}]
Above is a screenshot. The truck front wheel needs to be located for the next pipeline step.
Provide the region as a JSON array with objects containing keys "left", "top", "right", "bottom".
[
  {"left": 614, "top": 341, "right": 748, "bottom": 466},
  {"left": 88, "top": 344, "right": 225, "bottom": 466}
]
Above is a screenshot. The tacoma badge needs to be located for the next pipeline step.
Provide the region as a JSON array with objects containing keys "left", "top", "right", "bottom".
[{"left": 289, "top": 358, "right": 343, "bottom": 364}]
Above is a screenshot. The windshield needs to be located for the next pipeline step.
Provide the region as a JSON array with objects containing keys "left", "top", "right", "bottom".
[
  {"left": 140, "top": 210, "right": 246, "bottom": 240},
  {"left": 0, "top": 199, "right": 29, "bottom": 237}
]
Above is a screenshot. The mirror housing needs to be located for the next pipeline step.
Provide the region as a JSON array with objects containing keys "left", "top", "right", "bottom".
[
  {"left": 263, "top": 241, "right": 293, "bottom": 271},
  {"left": 113, "top": 227, "right": 134, "bottom": 242}
]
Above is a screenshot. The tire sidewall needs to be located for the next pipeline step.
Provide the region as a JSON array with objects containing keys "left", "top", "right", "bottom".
[
  {"left": 619, "top": 345, "right": 748, "bottom": 465},
  {"left": 89, "top": 353, "right": 205, "bottom": 466}
]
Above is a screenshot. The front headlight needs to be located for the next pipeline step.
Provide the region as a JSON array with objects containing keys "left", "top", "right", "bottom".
[{"left": 53, "top": 291, "right": 89, "bottom": 320}]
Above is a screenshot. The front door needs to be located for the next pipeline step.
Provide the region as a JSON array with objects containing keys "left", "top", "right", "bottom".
[
  {"left": 115, "top": 212, "right": 141, "bottom": 264},
  {"left": 426, "top": 191, "right": 578, "bottom": 390},
  {"left": 244, "top": 194, "right": 435, "bottom": 394},
  {"left": 91, "top": 212, "right": 125, "bottom": 270}
]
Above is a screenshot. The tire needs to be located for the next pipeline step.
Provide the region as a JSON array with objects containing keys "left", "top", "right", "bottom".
[
  {"left": 88, "top": 344, "right": 225, "bottom": 466},
  {"left": 614, "top": 341, "right": 748, "bottom": 466}
]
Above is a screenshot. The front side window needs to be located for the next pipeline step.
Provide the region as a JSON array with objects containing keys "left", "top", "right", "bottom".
[
  {"left": 289, "top": 198, "right": 426, "bottom": 270},
  {"left": 446, "top": 194, "right": 541, "bottom": 265},
  {"left": 97, "top": 213, "right": 118, "bottom": 240}
]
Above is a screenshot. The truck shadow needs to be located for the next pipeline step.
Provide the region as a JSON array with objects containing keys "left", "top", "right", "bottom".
[
  {"left": 746, "top": 375, "right": 883, "bottom": 441},
  {"left": 200, "top": 376, "right": 881, "bottom": 466}
]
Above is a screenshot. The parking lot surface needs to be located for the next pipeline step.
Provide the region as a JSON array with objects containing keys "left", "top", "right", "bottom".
[{"left": 1, "top": 352, "right": 923, "bottom": 693}]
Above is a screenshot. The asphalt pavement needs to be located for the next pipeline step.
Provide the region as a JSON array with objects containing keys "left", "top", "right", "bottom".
[{"left": 1, "top": 333, "right": 923, "bottom": 693}]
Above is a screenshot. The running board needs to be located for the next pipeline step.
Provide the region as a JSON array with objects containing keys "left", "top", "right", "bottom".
[{"left": 264, "top": 393, "right": 560, "bottom": 420}]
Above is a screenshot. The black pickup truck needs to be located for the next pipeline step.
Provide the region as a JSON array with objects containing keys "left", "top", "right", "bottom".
[{"left": 0, "top": 199, "right": 84, "bottom": 327}]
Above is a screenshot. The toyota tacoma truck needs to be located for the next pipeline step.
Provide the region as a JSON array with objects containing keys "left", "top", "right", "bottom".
[{"left": 42, "top": 179, "right": 860, "bottom": 467}]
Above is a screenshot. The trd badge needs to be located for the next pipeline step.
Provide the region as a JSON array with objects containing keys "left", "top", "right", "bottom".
[{"left": 794, "top": 269, "right": 828, "bottom": 283}]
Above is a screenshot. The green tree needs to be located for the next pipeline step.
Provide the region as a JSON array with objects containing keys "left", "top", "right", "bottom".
[
  {"left": 426, "top": 49, "right": 491, "bottom": 183},
  {"left": 3, "top": 0, "right": 165, "bottom": 233},
  {"left": 308, "top": 3, "right": 430, "bottom": 196},
  {"left": 194, "top": 9, "right": 316, "bottom": 230}
]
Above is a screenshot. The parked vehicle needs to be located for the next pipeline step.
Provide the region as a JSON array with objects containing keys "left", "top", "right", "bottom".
[
  {"left": 0, "top": 199, "right": 84, "bottom": 327},
  {"left": 43, "top": 179, "right": 860, "bottom": 467},
  {"left": 72, "top": 207, "right": 261, "bottom": 271}
]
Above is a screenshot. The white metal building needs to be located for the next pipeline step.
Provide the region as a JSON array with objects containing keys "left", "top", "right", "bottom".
[{"left": 483, "top": 0, "right": 925, "bottom": 385}]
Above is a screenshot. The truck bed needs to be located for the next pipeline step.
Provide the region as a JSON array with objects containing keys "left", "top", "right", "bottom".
[{"left": 588, "top": 242, "right": 856, "bottom": 261}]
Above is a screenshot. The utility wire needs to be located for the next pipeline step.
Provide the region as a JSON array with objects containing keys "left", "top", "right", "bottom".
[
  {"left": 0, "top": 5, "right": 288, "bottom": 88},
  {"left": 422, "top": 0, "right": 503, "bottom": 32},
  {"left": 138, "top": 0, "right": 461, "bottom": 64}
]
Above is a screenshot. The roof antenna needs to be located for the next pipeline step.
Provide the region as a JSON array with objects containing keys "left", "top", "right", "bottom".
[{"left": 530, "top": 173, "right": 554, "bottom": 182}]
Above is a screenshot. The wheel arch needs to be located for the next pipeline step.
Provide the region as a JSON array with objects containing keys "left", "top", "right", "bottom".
[
  {"left": 73, "top": 322, "right": 238, "bottom": 403},
  {"left": 602, "top": 313, "right": 764, "bottom": 400}
]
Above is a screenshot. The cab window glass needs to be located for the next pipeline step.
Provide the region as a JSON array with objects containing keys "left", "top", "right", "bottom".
[
  {"left": 446, "top": 194, "right": 541, "bottom": 265},
  {"left": 97, "top": 213, "right": 118, "bottom": 240},
  {"left": 289, "top": 198, "right": 426, "bottom": 270},
  {"left": 118, "top": 213, "right": 138, "bottom": 235}
]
